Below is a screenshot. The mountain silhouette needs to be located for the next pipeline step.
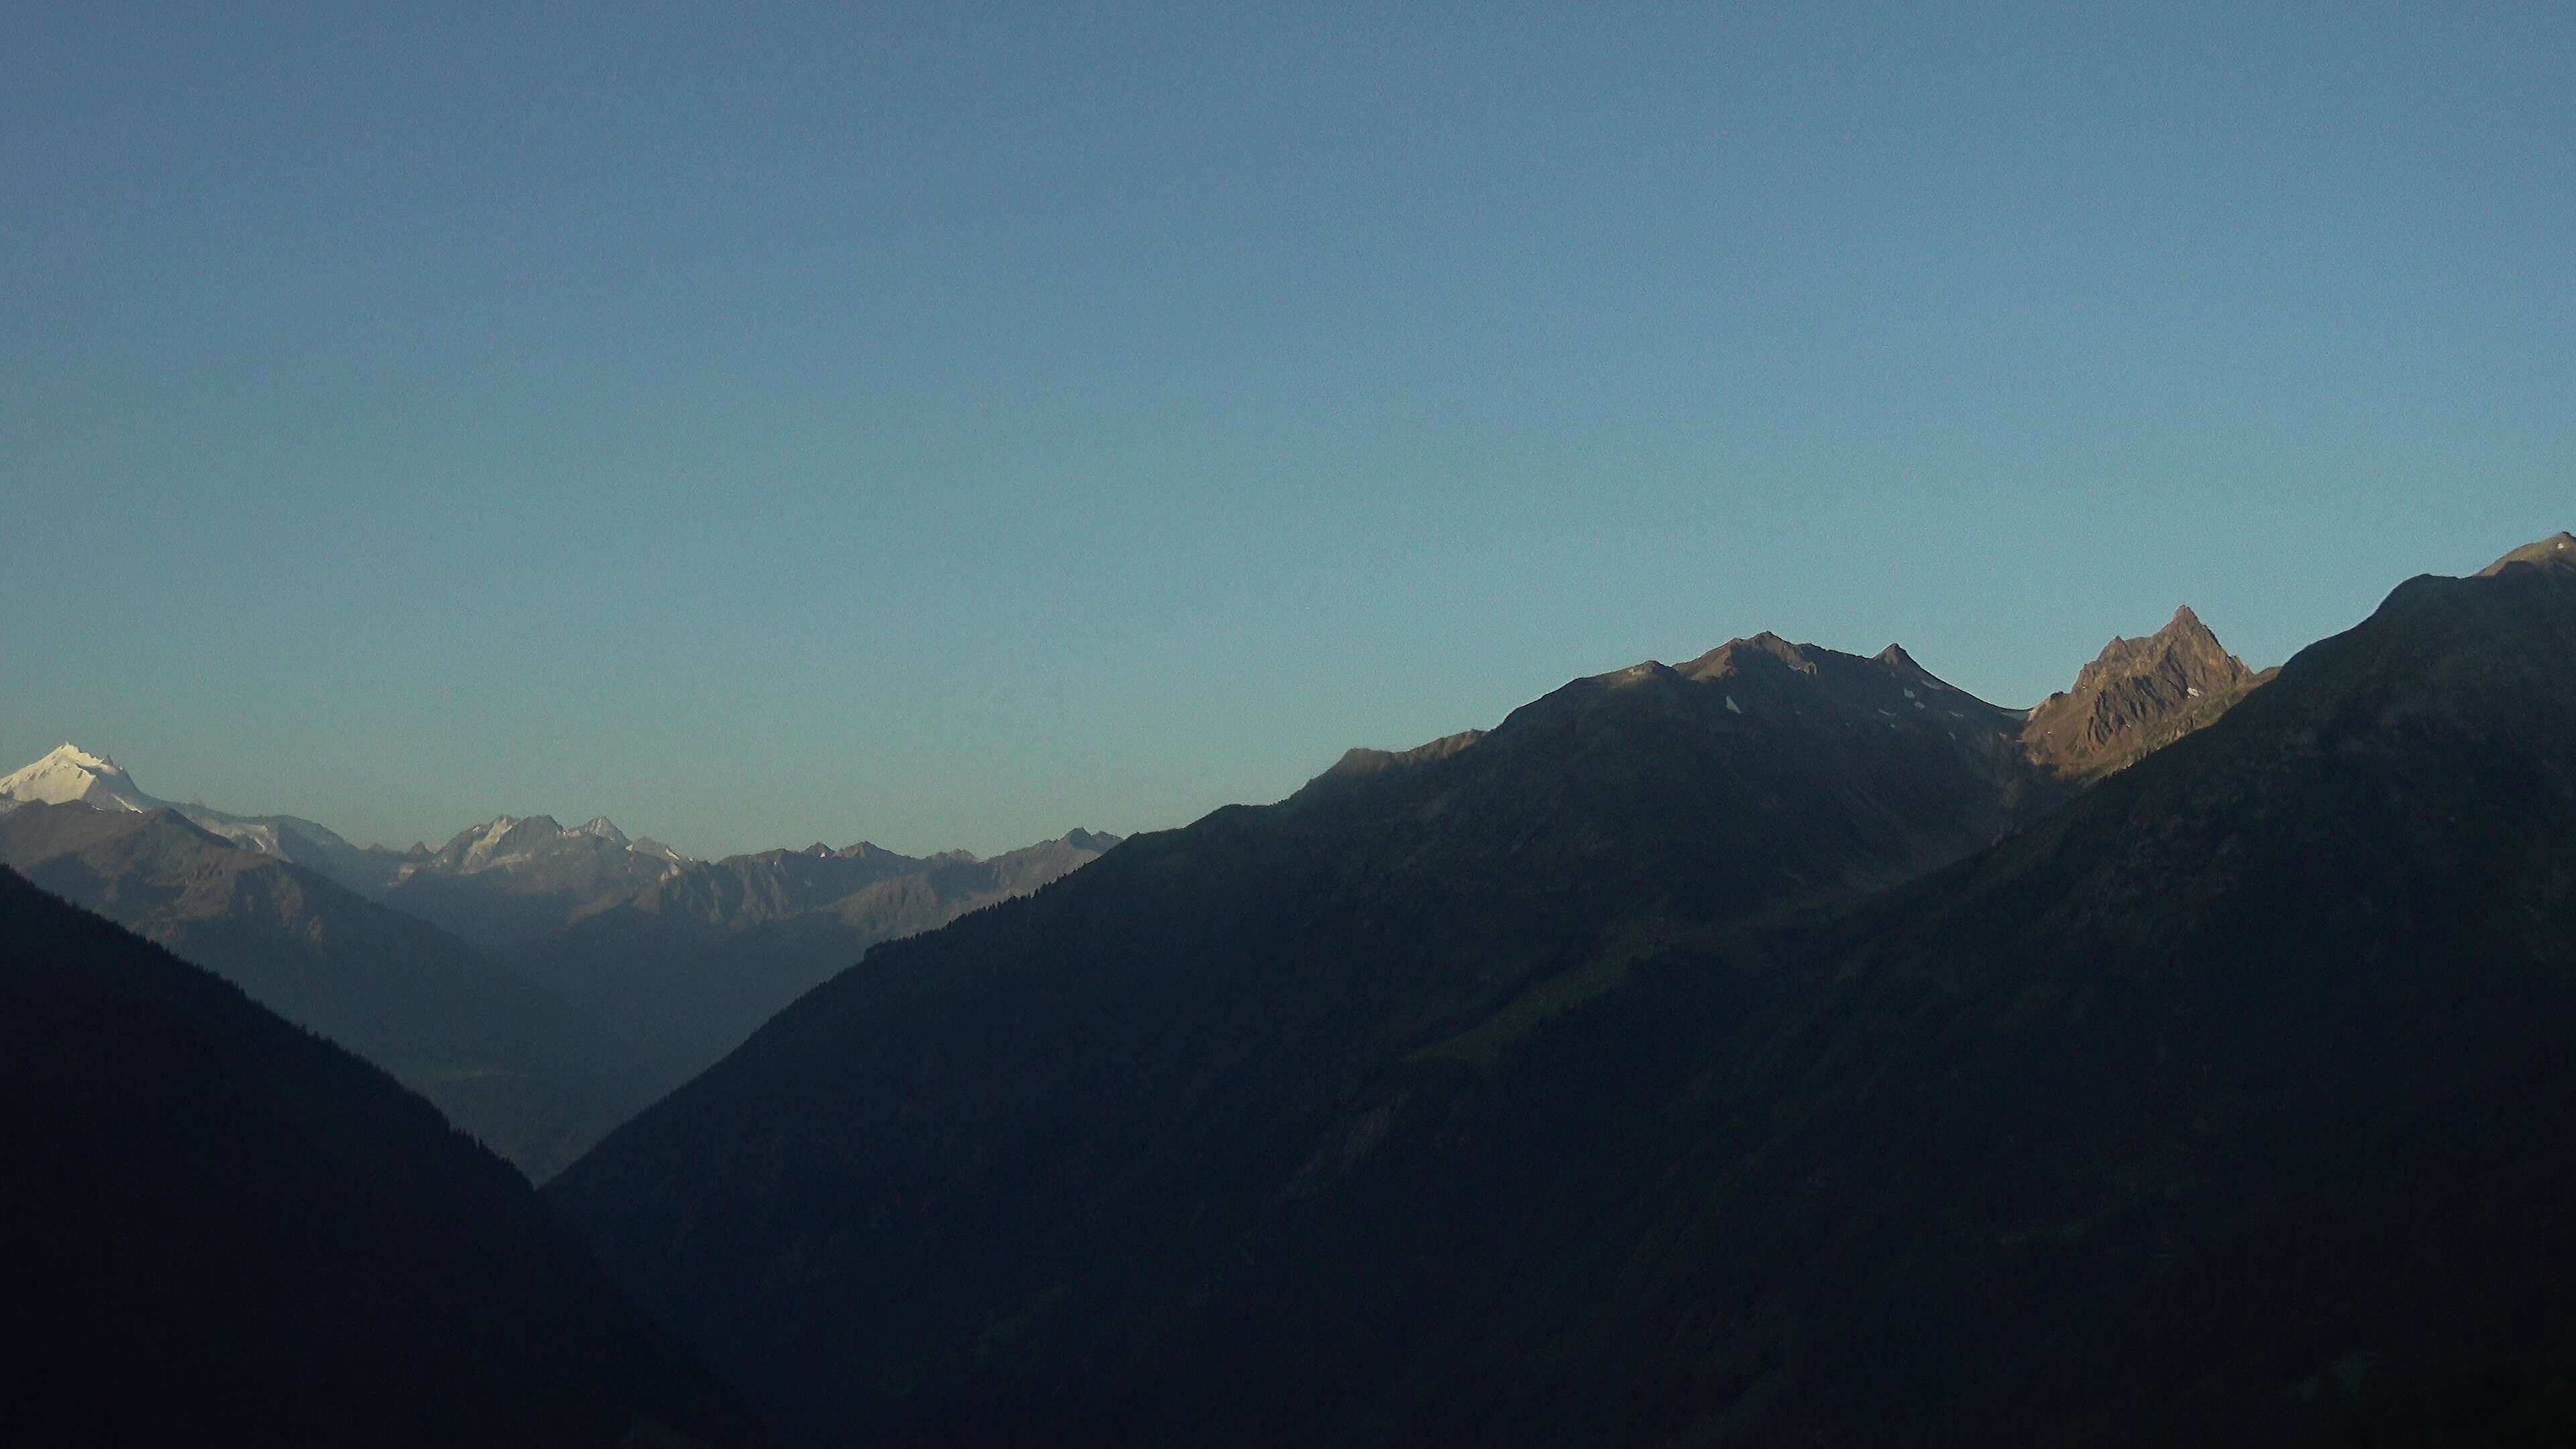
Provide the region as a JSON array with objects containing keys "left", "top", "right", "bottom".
[
  {"left": 545, "top": 630, "right": 2063, "bottom": 1440},
  {"left": 551, "top": 539, "right": 2576, "bottom": 1445},
  {"left": 0, "top": 802, "right": 650, "bottom": 1179},
  {"left": 0, "top": 866, "right": 764, "bottom": 1446}
]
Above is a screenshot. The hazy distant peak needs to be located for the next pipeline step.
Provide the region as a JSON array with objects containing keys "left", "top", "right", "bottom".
[
  {"left": 2477, "top": 531, "right": 2576, "bottom": 578},
  {"left": 37, "top": 743, "right": 115, "bottom": 773},
  {"left": 0, "top": 742, "right": 160, "bottom": 813},
  {"left": 437, "top": 814, "right": 559, "bottom": 871},
  {"left": 417, "top": 811, "right": 695, "bottom": 883},
  {"left": 1063, "top": 828, "right": 1121, "bottom": 853}
]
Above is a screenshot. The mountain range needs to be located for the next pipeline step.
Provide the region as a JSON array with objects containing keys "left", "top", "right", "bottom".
[
  {"left": 0, "top": 744, "right": 1118, "bottom": 1175},
  {"left": 18, "top": 532, "right": 2575, "bottom": 1444},
  {"left": 511, "top": 828, "right": 1125, "bottom": 1091},
  {"left": 0, "top": 743, "right": 421, "bottom": 896},
  {"left": 548, "top": 534, "right": 2576, "bottom": 1445},
  {"left": 0, "top": 801, "right": 650, "bottom": 1179}
]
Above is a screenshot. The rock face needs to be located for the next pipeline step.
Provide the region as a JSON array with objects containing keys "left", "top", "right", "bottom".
[
  {"left": 0, "top": 867, "right": 765, "bottom": 1448},
  {"left": 0, "top": 802, "right": 652, "bottom": 1180},
  {"left": 2022, "top": 604, "right": 2265, "bottom": 777},
  {"left": 552, "top": 537, "right": 2576, "bottom": 1447}
]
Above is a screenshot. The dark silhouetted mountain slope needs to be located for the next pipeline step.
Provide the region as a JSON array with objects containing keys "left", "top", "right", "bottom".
[
  {"left": 546, "top": 635, "right": 2059, "bottom": 1442},
  {"left": 0, "top": 803, "right": 651, "bottom": 1179},
  {"left": 0, "top": 867, "right": 765, "bottom": 1448},
  {"left": 555, "top": 539, "right": 2576, "bottom": 1446}
]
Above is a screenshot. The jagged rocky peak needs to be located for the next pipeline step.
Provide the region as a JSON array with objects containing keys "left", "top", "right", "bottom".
[
  {"left": 2062, "top": 605, "right": 2245, "bottom": 698},
  {"left": 2478, "top": 531, "right": 2576, "bottom": 578},
  {"left": 2025, "top": 604, "right": 2261, "bottom": 778},
  {"left": 425, "top": 811, "right": 686, "bottom": 873},
  {"left": 428, "top": 813, "right": 564, "bottom": 872},
  {"left": 1872, "top": 642, "right": 1960, "bottom": 690}
]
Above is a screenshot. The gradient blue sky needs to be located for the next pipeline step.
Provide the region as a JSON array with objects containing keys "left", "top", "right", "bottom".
[{"left": 5, "top": 3, "right": 2569, "bottom": 857}]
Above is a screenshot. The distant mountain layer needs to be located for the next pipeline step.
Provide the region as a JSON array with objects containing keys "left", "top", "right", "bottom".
[
  {"left": 0, "top": 867, "right": 764, "bottom": 1447},
  {"left": 382, "top": 814, "right": 691, "bottom": 952},
  {"left": 0, "top": 741, "right": 1123, "bottom": 1169},
  {"left": 513, "top": 830, "right": 1120, "bottom": 1091},
  {"left": 0, "top": 803, "right": 651, "bottom": 1180},
  {"left": 551, "top": 538, "right": 2576, "bottom": 1446},
  {"left": 0, "top": 743, "right": 417, "bottom": 896}
]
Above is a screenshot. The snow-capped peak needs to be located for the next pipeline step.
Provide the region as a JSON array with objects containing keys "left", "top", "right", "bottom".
[{"left": 0, "top": 743, "right": 162, "bottom": 812}]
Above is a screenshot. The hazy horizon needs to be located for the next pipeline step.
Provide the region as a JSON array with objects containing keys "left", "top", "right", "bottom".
[{"left": 9, "top": 4, "right": 2569, "bottom": 859}]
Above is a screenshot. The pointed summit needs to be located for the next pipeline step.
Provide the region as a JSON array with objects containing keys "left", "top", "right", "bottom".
[
  {"left": 0, "top": 743, "right": 162, "bottom": 813},
  {"left": 2061, "top": 606, "right": 2234, "bottom": 700},
  {"left": 2026, "top": 606, "right": 2261, "bottom": 778},
  {"left": 2477, "top": 531, "right": 2576, "bottom": 578},
  {"left": 1676, "top": 631, "right": 1823, "bottom": 681}
]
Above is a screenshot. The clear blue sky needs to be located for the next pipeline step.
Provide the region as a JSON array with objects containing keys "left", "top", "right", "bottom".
[{"left": 5, "top": 3, "right": 2569, "bottom": 858}]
